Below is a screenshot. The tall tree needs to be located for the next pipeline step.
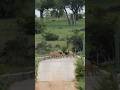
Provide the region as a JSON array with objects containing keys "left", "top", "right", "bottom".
[
  {"left": 69, "top": 0, "right": 85, "bottom": 23},
  {"left": 35, "top": 0, "right": 55, "bottom": 19},
  {"left": 54, "top": 0, "right": 71, "bottom": 24},
  {"left": 56, "top": 0, "right": 85, "bottom": 25}
]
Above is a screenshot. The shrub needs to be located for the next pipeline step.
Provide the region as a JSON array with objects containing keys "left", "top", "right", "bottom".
[
  {"left": 69, "top": 35, "right": 83, "bottom": 53},
  {"left": 75, "top": 57, "right": 85, "bottom": 80},
  {"left": 94, "top": 72, "right": 119, "bottom": 90},
  {"left": 75, "top": 56, "right": 85, "bottom": 90},
  {"left": 43, "top": 33, "right": 59, "bottom": 41},
  {"left": 36, "top": 41, "right": 52, "bottom": 55},
  {"left": 35, "top": 19, "right": 45, "bottom": 34}
]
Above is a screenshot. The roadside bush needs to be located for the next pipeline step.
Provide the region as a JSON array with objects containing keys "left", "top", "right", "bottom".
[
  {"left": 43, "top": 33, "right": 59, "bottom": 41},
  {"left": 75, "top": 57, "right": 85, "bottom": 80},
  {"left": 75, "top": 56, "right": 85, "bottom": 90}
]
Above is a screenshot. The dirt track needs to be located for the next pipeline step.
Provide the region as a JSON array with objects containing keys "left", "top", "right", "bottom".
[
  {"left": 36, "top": 81, "right": 76, "bottom": 90},
  {"left": 36, "top": 57, "right": 77, "bottom": 90}
]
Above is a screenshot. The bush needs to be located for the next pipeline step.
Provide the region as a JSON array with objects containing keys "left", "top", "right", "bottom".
[
  {"left": 75, "top": 56, "right": 85, "bottom": 90},
  {"left": 69, "top": 35, "right": 83, "bottom": 53},
  {"left": 36, "top": 41, "right": 52, "bottom": 55},
  {"left": 43, "top": 33, "right": 59, "bottom": 41},
  {"left": 35, "top": 19, "right": 45, "bottom": 34},
  {"left": 75, "top": 57, "right": 85, "bottom": 80}
]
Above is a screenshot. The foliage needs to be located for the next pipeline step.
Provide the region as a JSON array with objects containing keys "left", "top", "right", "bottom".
[
  {"left": 68, "top": 31, "right": 83, "bottom": 53},
  {"left": 1, "top": 36, "right": 34, "bottom": 67},
  {"left": 94, "top": 72, "right": 119, "bottom": 90},
  {"left": 35, "top": 0, "right": 55, "bottom": 18},
  {"left": 50, "top": 9, "right": 64, "bottom": 18},
  {"left": 75, "top": 56, "right": 85, "bottom": 80},
  {"left": 35, "top": 19, "right": 46, "bottom": 34},
  {"left": 35, "top": 18, "right": 85, "bottom": 54},
  {"left": 68, "top": 0, "right": 85, "bottom": 19},
  {"left": 86, "top": 0, "right": 118, "bottom": 62},
  {"left": 36, "top": 40, "right": 52, "bottom": 54},
  {"left": 75, "top": 56, "right": 85, "bottom": 90},
  {"left": 43, "top": 32, "right": 59, "bottom": 41}
]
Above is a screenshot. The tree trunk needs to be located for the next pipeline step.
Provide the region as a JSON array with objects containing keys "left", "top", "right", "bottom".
[
  {"left": 73, "top": 12, "right": 78, "bottom": 25},
  {"left": 64, "top": 8, "right": 71, "bottom": 25},
  {"left": 75, "top": 13, "right": 79, "bottom": 21}
]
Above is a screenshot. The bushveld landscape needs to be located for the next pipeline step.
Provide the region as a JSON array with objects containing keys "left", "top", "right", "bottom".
[
  {"left": 35, "top": 0, "right": 85, "bottom": 90},
  {"left": 35, "top": 17, "right": 85, "bottom": 90}
]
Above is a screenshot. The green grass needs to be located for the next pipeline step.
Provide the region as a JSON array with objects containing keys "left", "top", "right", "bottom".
[
  {"left": 45, "top": 18, "right": 85, "bottom": 29},
  {"left": 45, "top": 18, "right": 85, "bottom": 38},
  {"left": 47, "top": 41, "right": 67, "bottom": 47},
  {"left": 35, "top": 18, "right": 85, "bottom": 43}
]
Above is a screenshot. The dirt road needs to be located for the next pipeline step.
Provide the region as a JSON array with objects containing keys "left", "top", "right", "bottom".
[{"left": 36, "top": 57, "right": 77, "bottom": 90}]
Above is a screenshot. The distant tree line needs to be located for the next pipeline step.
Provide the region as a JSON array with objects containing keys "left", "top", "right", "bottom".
[{"left": 35, "top": 0, "right": 85, "bottom": 25}]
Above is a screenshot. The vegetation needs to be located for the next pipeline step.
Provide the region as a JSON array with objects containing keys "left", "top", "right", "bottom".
[
  {"left": 68, "top": 30, "right": 84, "bottom": 53},
  {"left": 75, "top": 56, "right": 85, "bottom": 90},
  {"left": 35, "top": 18, "right": 46, "bottom": 34},
  {"left": 43, "top": 32, "right": 59, "bottom": 41},
  {"left": 94, "top": 71, "right": 119, "bottom": 90},
  {"left": 35, "top": 18, "right": 85, "bottom": 55},
  {"left": 35, "top": 0, "right": 85, "bottom": 89}
]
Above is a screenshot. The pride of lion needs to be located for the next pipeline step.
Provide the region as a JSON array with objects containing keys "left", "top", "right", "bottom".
[{"left": 48, "top": 50, "right": 75, "bottom": 58}]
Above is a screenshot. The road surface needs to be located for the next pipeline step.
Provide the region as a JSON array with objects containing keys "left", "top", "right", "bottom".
[{"left": 36, "top": 57, "right": 77, "bottom": 90}]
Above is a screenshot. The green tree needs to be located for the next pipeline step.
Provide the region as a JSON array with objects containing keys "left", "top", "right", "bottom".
[
  {"left": 69, "top": 0, "right": 85, "bottom": 20},
  {"left": 35, "top": 0, "right": 55, "bottom": 19}
]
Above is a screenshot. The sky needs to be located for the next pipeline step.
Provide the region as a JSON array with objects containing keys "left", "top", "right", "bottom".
[{"left": 35, "top": 9, "right": 40, "bottom": 17}]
